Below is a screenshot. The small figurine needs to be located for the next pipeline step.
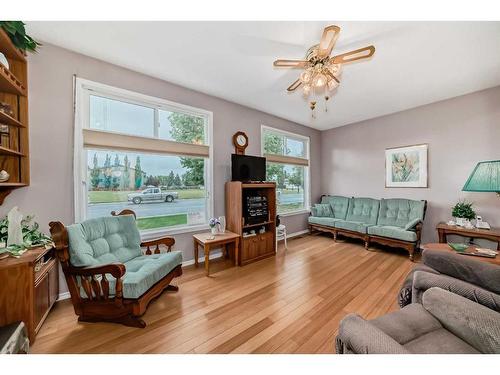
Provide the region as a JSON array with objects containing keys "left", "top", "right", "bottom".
[{"left": 7, "top": 206, "right": 23, "bottom": 246}]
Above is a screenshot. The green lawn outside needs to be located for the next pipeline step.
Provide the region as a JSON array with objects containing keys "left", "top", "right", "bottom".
[
  {"left": 280, "top": 188, "right": 303, "bottom": 194},
  {"left": 136, "top": 214, "right": 187, "bottom": 230},
  {"left": 278, "top": 202, "right": 304, "bottom": 213},
  {"left": 88, "top": 189, "right": 205, "bottom": 203}
]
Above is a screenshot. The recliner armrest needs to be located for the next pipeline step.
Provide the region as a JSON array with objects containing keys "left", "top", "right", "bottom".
[
  {"left": 141, "top": 236, "right": 176, "bottom": 254},
  {"left": 336, "top": 314, "right": 409, "bottom": 354}
]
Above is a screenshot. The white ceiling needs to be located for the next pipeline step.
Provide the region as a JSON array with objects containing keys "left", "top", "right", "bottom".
[{"left": 26, "top": 21, "right": 500, "bottom": 130}]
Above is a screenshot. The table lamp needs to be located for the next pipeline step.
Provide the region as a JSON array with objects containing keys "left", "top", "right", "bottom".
[{"left": 462, "top": 160, "right": 500, "bottom": 197}]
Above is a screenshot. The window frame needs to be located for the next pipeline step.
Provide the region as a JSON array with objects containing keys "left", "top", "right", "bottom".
[
  {"left": 74, "top": 77, "right": 214, "bottom": 238},
  {"left": 260, "top": 125, "right": 311, "bottom": 216}
]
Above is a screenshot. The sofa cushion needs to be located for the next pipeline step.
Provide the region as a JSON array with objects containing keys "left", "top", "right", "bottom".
[
  {"left": 368, "top": 225, "right": 417, "bottom": 242},
  {"left": 377, "top": 198, "right": 425, "bottom": 228},
  {"left": 311, "top": 203, "right": 333, "bottom": 217},
  {"left": 78, "top": 251, "right": 183, "bottom": 299},
  {"left": 345, "top": 198, "right": 380, "bottom": 225},
  {"left": 308, "top": 216, "right": 341, "bottom": 228},
  {"left": 320, "top": 195, "right": 350, "bottom": 219},
  {"left": 67, "top": 215, "right": 142, "bottom": 267},
  {"left": 335, "top": 220, "right": 371, "bottom": 234}
]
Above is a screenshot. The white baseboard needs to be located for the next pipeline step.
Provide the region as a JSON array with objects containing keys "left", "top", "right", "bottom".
[
  {"left": 286, "top": 229, "right": 310, "bottom": 239},
  {"left": 182, "top": 250, "right": 223, "bottom": 267}
]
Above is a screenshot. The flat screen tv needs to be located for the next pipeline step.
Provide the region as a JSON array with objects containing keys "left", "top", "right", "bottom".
[{"left": 231, "top": 154, "right": 266, "bottom": 182}]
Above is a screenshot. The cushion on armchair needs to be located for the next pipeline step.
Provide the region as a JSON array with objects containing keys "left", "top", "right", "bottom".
[{"left": 66, "top": 215, "right": 142, "bottom": 267}]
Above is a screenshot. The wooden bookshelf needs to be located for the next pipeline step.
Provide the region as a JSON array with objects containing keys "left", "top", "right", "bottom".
[
  {"left": 0, "top": 28, "right": 29, "bottom": 204},
  {"left": 225, "top": 181, "right": 277, "bottom": 266}
]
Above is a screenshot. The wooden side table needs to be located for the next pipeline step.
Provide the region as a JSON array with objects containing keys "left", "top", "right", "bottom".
[
  {"left": 436, "top": 222, "right": 500, "bottom": 251},
  {"left": 193, "top": 231, "right": 240, "bottom": 276},
  {"left": 422, "top": 243, "right": 500, "bottom": 266}
]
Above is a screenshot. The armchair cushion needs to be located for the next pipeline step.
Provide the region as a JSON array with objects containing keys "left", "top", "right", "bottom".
[
  {"left": 423, "top": 287, "right": 500, "bottom": 354},
  {"left": 345, "top": 198, "right": 380, "bottom": 225},
  {"left": 368, "top": 225, "right": 417, "bottom": 242},
  {"left": 308, "top": 216, "right": 341, "bottom": 228},
  {"left": 377, "top": 198, "right": 425, "bottom": 228},
  {"left": 78, "top": 251, "right": 183, "bottom": 299},
  {"left": 320, "top": 195, "right": 350, "bottom": 219},
  {"left": 423, "top": 249, "right": 500, "bottom": 294},
  {"left": 67, "top": 215, "right": 141, "bottom": 267}
]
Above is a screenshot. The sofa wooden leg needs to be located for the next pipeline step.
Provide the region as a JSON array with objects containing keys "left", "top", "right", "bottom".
[
  {"left": 365, "top": 238, "right": 370, "bottom": 250},
  {"left": 408, "top": 248, "right": 415, "bottom": 262},
  {"left": 333, "top": 231, "right": 337, "bottom": 242},
  {"left": 166, "top": 285, "right": 179, "bottom": 292},
  {"left": 119, "top": 315, "right": 146, "bottom": 328}
]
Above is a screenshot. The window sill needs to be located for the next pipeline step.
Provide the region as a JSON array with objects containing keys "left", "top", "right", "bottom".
[
  {"left": 140, "top": 224, "right": 209, "bottom": 240},
  {"left": 278, "top": 209, "right": 311, "bottom": 217}
]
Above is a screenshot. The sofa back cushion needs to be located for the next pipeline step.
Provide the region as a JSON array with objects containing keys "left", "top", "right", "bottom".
[
  {"left": 66, "top": 215, "right": 142, "bottom": 267},
  {"left": 377, "top": 198, "right": 425, "bottom": 228},
  {"left": 320, "top": 195, "right": 350, "bottom": 219},
  {"left": 346, "top": 197, "right": 380, "bottom": 225}
]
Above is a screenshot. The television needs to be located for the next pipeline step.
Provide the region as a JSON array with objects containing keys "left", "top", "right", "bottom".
[{"left": 231, "top": 154, "right": 266, "bottom": 182}]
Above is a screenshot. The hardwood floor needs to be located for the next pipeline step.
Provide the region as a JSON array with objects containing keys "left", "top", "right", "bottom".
[{"left": 31, "top": 234, "right": 414, "bottom": 354}]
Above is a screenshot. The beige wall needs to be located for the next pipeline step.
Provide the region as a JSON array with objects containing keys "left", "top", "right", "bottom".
[
  {"left": 320, "top": 86, "right": 500, "bottom": 244},
  {"left": 0, "top": 43, "right": 322, "bottom": 294}
]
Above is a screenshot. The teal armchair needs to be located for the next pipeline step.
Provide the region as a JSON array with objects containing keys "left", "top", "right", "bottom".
[{"left": 49, "top": 209, "right": 182, "bottom": 328}]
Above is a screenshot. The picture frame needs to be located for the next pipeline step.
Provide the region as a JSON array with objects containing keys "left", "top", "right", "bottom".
[{"left": 385, "top": 144, "right": 428, "bottom": 188}]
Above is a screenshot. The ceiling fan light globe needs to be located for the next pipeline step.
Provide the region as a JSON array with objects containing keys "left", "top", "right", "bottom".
[
  {"left": 302, "top": 84, "right": 311, "bottom": 97},
  {"left": 300, "top": 70, "right": 312, "bottom": 84},
  {"left": 327, "top": 78, "right": 339, "bottom": 91},
  {"left": 313, "top": 73, "right": 327, "bottom": 88}
]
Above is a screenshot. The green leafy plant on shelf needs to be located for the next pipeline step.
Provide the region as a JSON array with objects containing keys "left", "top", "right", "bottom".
[
  {"left": 0, "top": 215, "right": 53, "bottom": 258},
  {"left": 0, "top": 21, "right": 41, "bottom": 53},
  {"left": 451, "top": 200, "right": 476, "bottom": 220}
]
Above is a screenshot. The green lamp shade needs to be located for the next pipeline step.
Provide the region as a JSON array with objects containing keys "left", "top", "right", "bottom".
[{"left": 462, "top": 160, "right": 500, "bottom": 192}]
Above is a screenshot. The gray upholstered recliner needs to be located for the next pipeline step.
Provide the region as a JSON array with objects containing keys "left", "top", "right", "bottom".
[
  {"left": 398, "top": 249, "right": 500, "bottom": 311},
  {"left": 336, "top": 287, "right": 500, "bottom": 354}
]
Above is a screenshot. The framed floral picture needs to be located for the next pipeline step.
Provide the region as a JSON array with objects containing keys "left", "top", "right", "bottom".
[{"left": 385, "top": 144, "right": 428, "bottom": 188}]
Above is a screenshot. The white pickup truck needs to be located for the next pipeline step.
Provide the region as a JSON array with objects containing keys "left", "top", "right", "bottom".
[{"left": 127, "top": 187, "right": 179, "bottom": 204}]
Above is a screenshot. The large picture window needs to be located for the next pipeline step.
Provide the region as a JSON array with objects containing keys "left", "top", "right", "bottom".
[
  {"left": 261, "top": 126, "right": 310, "bottom": 214},
  {"left": 75, "top": 78, "right": 213, "bottom": 236}
]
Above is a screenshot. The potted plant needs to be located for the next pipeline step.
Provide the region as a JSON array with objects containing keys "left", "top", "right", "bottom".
[
  {"left": 0, "top": 21, "right": 41, "bottom": 53},
  {"left": 451, "top": 200, "right": 476, "bottom": 227}
]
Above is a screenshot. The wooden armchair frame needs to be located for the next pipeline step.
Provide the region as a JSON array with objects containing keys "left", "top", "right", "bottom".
[{"left": 49, "top": 209, "right": 182, "bottom": 328}]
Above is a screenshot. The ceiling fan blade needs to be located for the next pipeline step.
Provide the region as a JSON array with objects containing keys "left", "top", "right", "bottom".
[
  {"left": 331, "top": 45, "right": 375, "bottom": 64},
  {"left": 324, "top": 69, "right": 340, "bottom": 84},
  {"left": 287, "top": 78, "right": 302, "bottom": 92},
  {"left": 317, "top": 25, "right": 341, "bottom": 59},
  {"left": 274, "top": 59, "right": 309, "bottom": 68}
]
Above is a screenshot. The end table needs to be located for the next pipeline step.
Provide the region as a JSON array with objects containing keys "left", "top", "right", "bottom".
[{"left": 193, "top": 231, "right": 240, "bottom": 276}]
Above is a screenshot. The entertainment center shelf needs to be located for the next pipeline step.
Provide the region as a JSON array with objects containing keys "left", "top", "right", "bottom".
[{"left": 225, "top": 181, "right": 277, "bottom": 266}]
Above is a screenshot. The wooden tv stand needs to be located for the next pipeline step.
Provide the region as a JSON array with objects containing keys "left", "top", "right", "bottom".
[{"left": 225, "top": 181, "right": 277, "bottom": 266}]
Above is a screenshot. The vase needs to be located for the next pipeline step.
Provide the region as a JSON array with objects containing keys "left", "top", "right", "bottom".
[
  {"left": 455, "top": 217, "right": 470, "bottom": 227},
  {"left": 218, "top": 216, "right": 226, "bottom": 233},
  {"left": 211, "top": 227, "right": 217, "bottom": 235}
]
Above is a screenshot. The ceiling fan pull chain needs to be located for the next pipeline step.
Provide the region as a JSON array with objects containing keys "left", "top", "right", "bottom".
[{"left": 324, "top": 96, "right": 330, "bottom": 112}]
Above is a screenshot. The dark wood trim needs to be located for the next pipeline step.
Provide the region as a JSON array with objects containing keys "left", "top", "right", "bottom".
[{"left": 49, "top": 209, "right": 182, "bottom": 328}]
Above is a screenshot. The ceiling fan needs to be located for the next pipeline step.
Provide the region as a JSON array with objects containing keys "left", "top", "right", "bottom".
[{"left": 273, "top": 25, "right": 375, "bottom": 96}]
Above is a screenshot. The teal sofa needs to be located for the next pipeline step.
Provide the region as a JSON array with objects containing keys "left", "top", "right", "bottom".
[
  {"left": 309, "top": 195, "right": 427, "bottom": 260},
  {"left": 49, "top": 209, "right": 183, "bottom": 328}
]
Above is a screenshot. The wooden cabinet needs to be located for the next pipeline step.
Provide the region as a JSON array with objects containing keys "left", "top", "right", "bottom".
[
  {"left": 0, "top": 247, "right": 58, "bottom": 344},
  {"left": 0, "top": 28, "right": 30, "bottom": 205},
  {"left": 226, "top": 182, "right": 277, "bottom": 266}
]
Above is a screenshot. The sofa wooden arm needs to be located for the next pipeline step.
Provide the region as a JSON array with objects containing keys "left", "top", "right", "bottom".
[
  {"left": 141, "top": 236, "right": 175, "bottom": 254},
  {"left": 68, "top": 263, "right": 126, "bottom": 301}
]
